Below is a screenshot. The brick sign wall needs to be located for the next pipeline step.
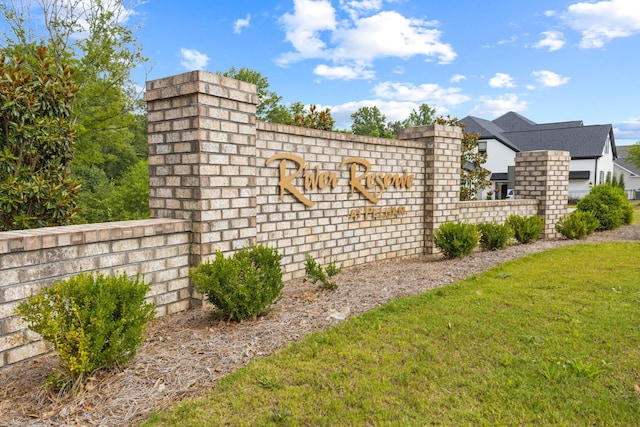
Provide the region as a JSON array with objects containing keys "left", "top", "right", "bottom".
[{"left": 0, "top": 70, "right": 569, "bottom": 368}]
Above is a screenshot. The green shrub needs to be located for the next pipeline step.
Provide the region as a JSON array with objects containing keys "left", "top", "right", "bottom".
[
  {"left": 478, "top": 222, "right": 513, "bottom": 250},
  {"left": 190, "top": 245, "right": 283, "bottom": 321},
  {"left": 506, "top": 214, "right": 544, "bottom": 244},
  {"left": 433, "top": 222, "right": 479, "bottom": 259},
  {"left": 304, "top": 254, "right": 342, "bottom": 290},
  {"left": 555, "top": 211, "right": 600, "bottom": 239},
  {"left": 15, "top": 272, "right": 155, "bottom": 390},
  {"left": 576, "top": 184, "right": 633, "bottom": 230}
]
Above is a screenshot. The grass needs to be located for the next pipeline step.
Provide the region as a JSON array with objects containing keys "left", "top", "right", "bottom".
[
  {"left": 632, "top": 200, "right": 640, "bottom": 224},
  {"left": 143, "top": 242, "right": 640, "bottom": 426}
]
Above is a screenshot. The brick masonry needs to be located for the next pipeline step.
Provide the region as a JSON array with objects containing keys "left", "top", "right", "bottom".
[{"left": 0, "top": 71, "right": 569, "bottom": 368}]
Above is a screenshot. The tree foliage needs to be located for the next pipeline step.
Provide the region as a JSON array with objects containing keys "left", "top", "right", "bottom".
[
  {"left": 221, "top": 66, "right": 284, "bottom": 122},
  {"left": 289, "top": 104, "right": 335, "bottom": 131},
  {"left": 0, "top": 46, "right": 80, "bottom": 230},
  {"left": 628, "top": 143, "right": 640, "bottom": 169},
  {"left": 435, "top": 116, "right": 491, "bottom": 201},
  {"left": 351, "top": 106, "right": 393, "bottom": 138},
  {"left": 1, "top": 0, "right": 150, "bottom": 223}
]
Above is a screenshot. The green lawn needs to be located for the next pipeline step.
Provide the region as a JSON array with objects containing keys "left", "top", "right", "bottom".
[
  {"left": 144, "top": 243, "right": 640, "bottom": 426},
  {"left": 633, "top": 201, "right": 640, "bottom": 224}
]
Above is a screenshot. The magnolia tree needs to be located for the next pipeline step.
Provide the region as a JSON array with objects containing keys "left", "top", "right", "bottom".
[{"left": 435, "top": 116, "right": 491, "bottom": 201}]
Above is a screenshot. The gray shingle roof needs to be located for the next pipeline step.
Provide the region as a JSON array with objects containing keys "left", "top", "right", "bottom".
[
  {"left": 614, "top": 146, "right": 640, "bottom": 176},
  {"left": 460, "top": 112, "right": 615, "bottom": 160}
]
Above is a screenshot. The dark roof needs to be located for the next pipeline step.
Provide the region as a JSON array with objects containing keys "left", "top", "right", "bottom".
[
  {"left": 460, "top": 111, "right": 616, "bottom": 160},
  {"left": 614, "top": 146, "right": 640, "bottom": 176}
]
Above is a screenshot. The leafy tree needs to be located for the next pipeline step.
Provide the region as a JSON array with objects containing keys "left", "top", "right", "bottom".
[
  {"left": 388, "top": 103, "right": 437, "bottom": 137},
  {"left": 1, "top": 0, "right": 150, "bottom": 223},
  {"left": 0, "top": 45, "right": 80, "bottom": 230},
  {"left": 435, "top": 116, "right": 491, "bottom": 201},
  {"left": 220, "top": 66, "right": 284, "bottom": 122},
  {"left": 351, "top": 106, "right": 393, "bottom": 138},
  {"left": 627, "top": 143, "right": 640, "bottom": 169},
  {"left": 402, "top": 103, "right": 437, "bottom": 128},
  {"left": 289, "top": 105, "right": 335, "bottom": 131}
]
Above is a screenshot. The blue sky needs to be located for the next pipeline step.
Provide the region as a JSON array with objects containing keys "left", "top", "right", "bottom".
[{"left": 8, "top": 0, "right": 640, "bottom": 144}]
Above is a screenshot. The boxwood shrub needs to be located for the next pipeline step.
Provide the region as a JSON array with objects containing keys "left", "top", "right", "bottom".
[{"left": 190, "top": 245, "right": 283, "bottom": 321}]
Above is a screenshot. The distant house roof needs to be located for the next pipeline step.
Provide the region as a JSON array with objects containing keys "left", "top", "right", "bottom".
[
  {"left": 461, "top": 112, "right": 616, "bottom": 160},
  {"left": 614, "top": 146, "right": 640, "bottom": 176}
]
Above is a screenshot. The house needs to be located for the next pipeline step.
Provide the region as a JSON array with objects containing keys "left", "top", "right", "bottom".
[
  {"left": 613, "top": 145, "right": 640, "bottom": 199},
  {"left": 460, "top": 112, "right": 617, "bottom": 200}
]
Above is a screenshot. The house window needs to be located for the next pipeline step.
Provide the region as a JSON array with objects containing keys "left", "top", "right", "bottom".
[
  {"left": 478, "top": 141, "right": 487, "bottom": 153},
  {"left": 599, "top": 171, "right": 604, "bottom": 184}
]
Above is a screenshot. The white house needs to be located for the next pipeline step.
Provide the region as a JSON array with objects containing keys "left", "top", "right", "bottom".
[
  {"left": 613, "top": 146, "right": 640, "bottom": 199},
  {"left": 460, "top": 112, "right": 617, "bottom": 200}
]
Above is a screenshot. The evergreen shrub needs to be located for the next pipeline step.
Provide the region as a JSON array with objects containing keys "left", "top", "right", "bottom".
[
  {"left": 190, "top": 245, "right": 283, "bottom": 321},
  {"left": 555, "top": 210, "right": 600, "bottom": 239},
  {"left": 478, "top": 222, "right": 513, "bottom": 250},
  {"left": 576, "top": 184, "right": 633, "bottom": 230},
  {"left": 304, "top": 254, "right": 342, "bottom": 290},
  {"left": 433, "top": 222, "right": 479, "bottom": 259},
  {"left": 506, "top": 214, "right": 544, "bottom": 244},
  {"left": 15, "top": 272, "right": 155, "bottom": 390}
]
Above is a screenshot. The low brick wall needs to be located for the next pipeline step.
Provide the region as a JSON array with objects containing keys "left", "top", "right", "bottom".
[
  {"left": 0, "top": 219, "right": 190, "bottom": 368},
  {"left": 458, "top": 199, "right": 539, "bottom": 224}
]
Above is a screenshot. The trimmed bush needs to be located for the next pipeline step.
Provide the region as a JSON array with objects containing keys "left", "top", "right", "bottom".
[
  {"left": 190, "top": 245, "right": 283, "bottom": 321},
  {"left": 433, "top": 222, "right": 479, "bottom": 259},
  {"left": 506, "top": 214, "right": 544, "bottom": 244},
  {"left": 15, "top": 272, "right": 155, "bottom": 390},
  {"left": 304, "top": 254, "right": 342, "bottom": 290},
  {"left": 555, "top": 211, "right": 600, "bottom": 239},
  {"left": 478, "top": 222, "right": 513, "bottom": 250},
  {"left": 576, "top": 184, "right": 633, "bottom": 230}
]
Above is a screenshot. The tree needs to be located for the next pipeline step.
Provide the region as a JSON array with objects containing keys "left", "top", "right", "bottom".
[
  {"left": 289, "top": 105, "right": 335, "bottom": 131},
  {"left": 402, "top": 103, "right": 437, "bottom": 128},
  {"left": 435, "top": 116, "right": 491, "bottom": 201},
  {"left": 0, "top": 46, "right": 80, "bottom": 230},
  {"left": 388, "top": 103, "right": 437, "bottom": 137},
  {"left": 351, "top": 106, "right": 392, "bottom": 138},
  {"left": 627, "top": 143, "right": 640, "bottom": 169},
  {"left": 1, "top": 0, "right": 150, "bottom": 223},
  {"left": 221, "top": 66, "right": 283, "bottom": 122}
]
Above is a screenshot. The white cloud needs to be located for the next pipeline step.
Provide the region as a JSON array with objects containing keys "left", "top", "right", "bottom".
[
  {"left": 339, "top": 0, "right": 384, "bottom": 20},
  {"left": 488, "top": 73, "right": 516, "bottom": 88},
  {"left": 450, "top": 74, "right": 467, "bottom": 83},
  {"left": 562, "top": 0, "right": 640, "bottom": 48},
  {"left": 179, "top": 48, "right": 210, "bottom": 70},
  {"left": 278, "top": 0, "right": 337, "bottom": 64},
  {"left": 531, "top": 70, "right": 570, "bottom": 87},
  {"left": 533, "top": 31, "right": 566, "bottom": 51},
  {"left": 314, "top": 64, "right": 375, "bottom": 80},
  {"left": 373, "top": 81, "right": 471, "bottom": 106},
  {"left": 234, "top": 14, "right": 251, "bottom": 34},
  {"left": 277, "top": 1, "right": 456, "bottom": 72},
  {"left": 614, "top": 118, "right": 640, "bottom": 141},
  {"left": 470, "top": 94, "right": 529, "bottom": 118},
  {"left": 333, "top": 11, "right": 456, "bottom": 64}
]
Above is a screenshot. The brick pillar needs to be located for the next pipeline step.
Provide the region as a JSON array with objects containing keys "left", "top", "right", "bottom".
[
  {"left": 145, "top": 71, "right": 259, "bottom": 266},
  {"left": 398, "top": 124, "right": 462, "bottom": 254},
  {"left": 515, "top": 150, "right": 570, "bottom": 238}
]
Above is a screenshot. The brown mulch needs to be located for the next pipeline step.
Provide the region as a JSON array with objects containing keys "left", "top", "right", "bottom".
[{"left": 2, "top": 225, "right": 640, "bottom": 426}]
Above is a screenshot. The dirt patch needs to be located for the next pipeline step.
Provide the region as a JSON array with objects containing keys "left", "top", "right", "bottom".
[{"left": 1, "top": 225, "right": 639, "bottom": 426}]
